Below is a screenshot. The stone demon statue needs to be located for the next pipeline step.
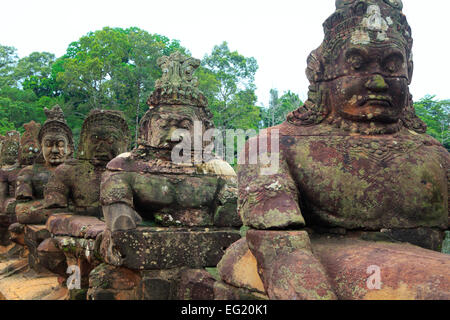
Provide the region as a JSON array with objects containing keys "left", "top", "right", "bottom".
[
  {"left": 100, "top": 51, "right": 240, "bottom": 232},
  {"left": 218, "top": 0, "right": 450, "bottom": 300},
  {"left": 44, "top": 109, "right": 129, "bottom": 217},
  {"left": 15, "top": 106, "right": 74, "bottom": 224}
]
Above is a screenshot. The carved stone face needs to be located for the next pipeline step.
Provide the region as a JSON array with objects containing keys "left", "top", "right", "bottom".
[
  {"left": 42, "top": 132, "right": 71, "bottom": 166},
  {"left": 20, "top": 142, "right": 40, "bottom": 165},
  {"left": 1, "top": 142, "right": 19, "bottom": 166},
  {"left": 326, "top": 43, "right": 409, "bottom": 123},
  {"left": 84, "top": 127, "right": 124, "bottom": 165},
  {"left": 146, "top": 106, "right": 203, "bottom": 150}
]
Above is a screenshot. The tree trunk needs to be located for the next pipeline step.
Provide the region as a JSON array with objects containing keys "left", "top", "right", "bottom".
[{"left": 135, "top": 81, "right": 141, "bottom": 149}]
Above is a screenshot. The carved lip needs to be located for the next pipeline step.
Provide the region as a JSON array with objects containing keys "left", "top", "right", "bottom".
[{"left": 359, "top": 96, "right": 392, "bottom": 107}]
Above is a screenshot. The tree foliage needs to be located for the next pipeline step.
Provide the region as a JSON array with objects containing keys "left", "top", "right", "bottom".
[
  {"left": 197, "top": 42, "right": 261, "bottom": 130},
  {"left": 261, "top": 89, "right": 302, "bottom": 128},
  {"left": 415, "top": 95, "right": 450, "bottom": 150},
  {"left": 0, "top": 45, "right": 18, "bottom": 88}
]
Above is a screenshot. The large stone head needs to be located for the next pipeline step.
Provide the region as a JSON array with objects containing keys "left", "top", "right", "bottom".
[
  {"left": 139, "top": 105, "right": 214, "bottom": 150},
  {"left": 78, "top": 109, "right": 129, "bottom": 165},
  {"left": 141, "top": 51, "right": 213, "bottom": 150},
  {"left": 19, "top": 121, "right": 41, "bottom": 165},
  {"left": 38, "top": 106, "right": 74, "bottom": 167},
  {"left": 1, "top": 131, "right": 20, "bottom": 166},
  {"left": 289, "top": 0, "right": 425, "bottom": 134}
]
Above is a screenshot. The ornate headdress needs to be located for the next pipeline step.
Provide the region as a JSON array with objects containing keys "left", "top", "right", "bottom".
[
  {"left": 140, "top": 52, "right": 214, "bottom": 146},
  {"left": 287, "top": 0, "right": 426, "bottom": 133},
  {"left": 19, "top": 121, "right": 41, "bottom": 165},
  {"left": 147, "top": 51, "right": 208, "bottom": 108},
  {"left": 78, "top": 109, "right": 130, "bottom": 159},
  {"left": 0, "top": 131, "right": 20, "bottom": 165},
  {"left": 38, "top": 106, "right": 74, "bottom": 148}
]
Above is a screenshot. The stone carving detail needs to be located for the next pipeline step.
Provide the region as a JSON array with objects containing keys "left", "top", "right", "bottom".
[
  {"left": 78, "top": 54, "right": 243, "bottom": 299},
  {"left": 218, "top": 0, "right": 450, "bottom": 300},
  {"left": 101, "top": 52, "right": 238, "bottom": 232},
  {"left": 0, "top": 131, "right": 20, "bottom": 167},
  {"left": 44, "top": 109, "right": 129, "bottom": 218},
  {"left": 289, "top": 0, "right": 424, "bottom": 135},
  {"left": 18, "top": 121, "right": 41, "bottom": 166},
  {"left": 0, "top": 131, "right": 21, "bottom": 245},
  {"left": 148, "top": 51, "right": 208, "bottom": 108},
  {"left": 15, "top": 106, "right": 74, "bottom": 225}
]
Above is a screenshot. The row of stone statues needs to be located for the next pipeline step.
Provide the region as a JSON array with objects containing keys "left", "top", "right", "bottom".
[{"left": 0, "top": 0, "right": 448, "bottom": 300}]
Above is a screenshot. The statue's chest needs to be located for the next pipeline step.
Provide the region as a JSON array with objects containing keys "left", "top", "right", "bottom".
[
  {"left": 31, "top": 168, "right": 52, "bottom": 198},
  {"left": 286, "top": 135, "right": 447, "bottom": 228},
  {"left": 1, "top": 166, "right": 21, "bottom": 196},
  {"left": 71, "top": 165, "right": 104, "bottom": 205},
  {"left": 132, "top": 173, "right": 219, "bottom": 208}
]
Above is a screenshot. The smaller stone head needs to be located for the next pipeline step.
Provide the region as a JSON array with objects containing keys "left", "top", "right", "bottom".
[
  {"left": 19, "top": 121, "right": 41, "bottom": 165},
  {"left": 139, "top": 105, "right": 214, "bottom": 150},
  {"left": 1, "top": 131, "right": 20, "bottom": 166},
  {"left": 38, "top": 105, "right": 74, "bottom": 167},
  {"left": 78, "top": 109, "right": 129, "bottom": 165}
]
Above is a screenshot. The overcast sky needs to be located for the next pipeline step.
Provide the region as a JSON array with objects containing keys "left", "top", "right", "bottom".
[{"left": 1, "top": 0, "right": 449, "bottom": 106}]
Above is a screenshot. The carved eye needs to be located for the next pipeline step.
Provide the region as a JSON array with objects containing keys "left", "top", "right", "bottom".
[
  {"left": 179, "top": 120, "right": 192, "bottom": 130},
  {"left": 347, "top": 53, "right": 364, "bottom": 70},
  {"left": 58, "top": 141, "right": 65, "bottom": 148},
  {"left": 157, "top": 119, "right": 169, "bottom": 128},
  {"left": 384, "top": 54, "right": 403, "bottom": 73}
]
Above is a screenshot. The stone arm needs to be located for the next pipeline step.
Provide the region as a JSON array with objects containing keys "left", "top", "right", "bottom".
[
  {"left": 238, "top": 136, "right": 305, "bottom": 229},
  {"left": 44, "top": 165, "right": 71, "bottom": 210},
  {"left": 213, "top": 176, "right": 242, "bottom": 227},
  {"left": 0, "top": 175, "right": 8, "bottom": 213},
  {"left": 15, "top": 166, "right": 34, "bottom": 201},
  {"left": 238, "top": 134, "right": 336, "bottom": 299},
  {"left": 100, "top": 171, "right": 142, "bottom": 232},
  {"left": 15, "top": 166, "right": 46, "bottom": 224}
]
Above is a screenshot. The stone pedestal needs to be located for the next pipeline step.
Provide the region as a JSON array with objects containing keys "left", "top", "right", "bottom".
[{"left": 100, "top": 227, "right": 241, "bottom": 270}]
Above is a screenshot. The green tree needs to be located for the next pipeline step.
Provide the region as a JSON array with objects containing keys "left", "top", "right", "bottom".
[
  {"left": 415, "top": 95, "right": 450, "bottom": 150},
  {"left": 14, "top": 52, "right": 58, "bottom": 97},
  {"left": 197, "top": 42, "right": 261, "bottom": 131},
  {"left": 261, "top": 89, "right": 302, "bottom": 128},
  {"left": 0, "top": 45, "right": 18, "bottom": 88},
  {"left": 56, "top": 27, "right": 187, "bottom": 146},
  {"left": 0, "top": 86, "right": 53, "bottom": 132}
]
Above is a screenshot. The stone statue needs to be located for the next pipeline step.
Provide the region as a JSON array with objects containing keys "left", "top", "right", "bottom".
[
  {"left": 0, "top": 130, "right": 20, "bottom": 245},
  {"left": 218, "top": 0, "right": 450, "bottom": 300},
  {"left": 82, "top": 53, "right": 241, "bottom": 299},
  {"left": 44, "top": 109, "right": 129, "bottom": 217},
  {"left": 18, "top": 121, "right": 41, "bottom": 167},
  {"left": 15, "top": 106, "right": 74, "bottom": 224},
  {"left": 0, "top": 131, "right": 21, "bottom": 208},
  {"left": 100, "top": 52, "right": 239, "bottom": 232}
]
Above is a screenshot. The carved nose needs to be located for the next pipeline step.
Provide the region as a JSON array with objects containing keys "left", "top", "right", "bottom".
[
  {"left": 167, "top": 127, "right": 181, "bottom": 142},
  {"left": 51, "top": 145, "right": 59, "bottom": 153},
  {"left": 365, "top": 74, "right": 389, "bottom": 92}
]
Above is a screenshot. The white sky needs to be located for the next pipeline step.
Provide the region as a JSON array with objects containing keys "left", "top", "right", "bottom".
[{"left": 1, "top": 0, "right": 449, "bottom": 106}]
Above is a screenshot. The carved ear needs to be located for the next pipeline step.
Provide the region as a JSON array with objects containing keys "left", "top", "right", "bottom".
[
  {"left": 306, "top": 46, "right": 325, "bottom": 83},
  {"left": 407, "top": 58, "right": 413, "bottom": 85},
  {"left": 66, "top": 144, "right": 74, "bottom": 158}
]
